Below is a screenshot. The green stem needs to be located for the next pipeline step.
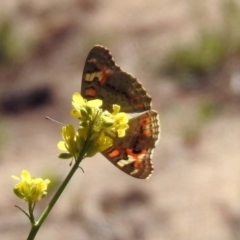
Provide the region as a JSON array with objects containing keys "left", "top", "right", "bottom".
[
  {"left": 26, "top": 135, "right": 91, "bottom": 240},
  {"left": 28, "top": 202, "right": 35, "bottom": 225}
]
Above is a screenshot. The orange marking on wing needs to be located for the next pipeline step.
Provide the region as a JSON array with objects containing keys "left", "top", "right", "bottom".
[
  {"left": 135, "top": 96, "right": 141, "bottom": 100},
  {"left": 101, "top": 69, "right": 113, "bottom": 86},
  {"left": 143, "top": 130, "right": 152, "bottom": 137},
  {"left": 131, "top": 96, "right": 141, "bottom": 102},
  {"left": 139, "top": 115, "right": 152, "bottom": 137},
  {"left": 96, "top": 64, "right": 113, "bottom": 86},
  {"left": 140, "top": 116, "right": 151, "bottom": 127},
  {"left": 126, "top": 149, "right": 146, "bottom": 159},
  {"left": 136, "top": 104, "right": 145, "bottom": 110},
  {"left": 134, "top": 159, "right": 144, "bottom": 169},
  {"left": 126, "top": 149, "right": 145, "bottom": 169},
  {"left": 85, "top": 88, "right": 97, "bottom": 97},
  {"left": 108, "top": 149, "right": 120, "bottom": 158}
]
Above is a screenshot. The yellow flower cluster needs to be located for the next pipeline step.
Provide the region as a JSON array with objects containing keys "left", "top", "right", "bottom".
[
  {"left": 58, "top": 93, "right": 129, "bottom": 160},
  {"left": 12, "top": 170, "right": 50, "bottom": 203}
]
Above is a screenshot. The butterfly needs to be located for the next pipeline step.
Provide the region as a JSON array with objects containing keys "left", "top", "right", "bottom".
[{"left": 81, "top": 45, "right": 160, "bottom": 179}]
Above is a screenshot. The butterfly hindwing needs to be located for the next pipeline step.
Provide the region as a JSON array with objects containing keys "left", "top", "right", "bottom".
[
  {"left": 101, "top": 110, "right": 160, "bottom": 179},
  {"left": 81, "top": 45, "right": 152, "bottom": 113}
]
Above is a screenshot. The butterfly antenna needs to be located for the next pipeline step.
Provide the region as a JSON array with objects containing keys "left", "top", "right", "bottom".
[{"left": 45, "top": 116, "right": 65, "bottom": 125}]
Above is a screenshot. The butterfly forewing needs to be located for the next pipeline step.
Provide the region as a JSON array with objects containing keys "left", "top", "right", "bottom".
[{"left": 81, "top": 45, "right": 152, "bottom": 113}]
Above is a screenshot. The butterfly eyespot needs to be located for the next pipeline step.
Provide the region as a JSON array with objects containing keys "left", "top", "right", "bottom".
[
  {"left": 127, "top": 148, "right": 147, "bottom": 156},
  {"left": 132, "top": 149, "right": 142, "bottom": 154}
]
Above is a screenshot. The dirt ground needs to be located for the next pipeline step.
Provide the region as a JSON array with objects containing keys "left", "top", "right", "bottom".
[{"left": 0, "top": 0, "right": 240, "bottom": 239}]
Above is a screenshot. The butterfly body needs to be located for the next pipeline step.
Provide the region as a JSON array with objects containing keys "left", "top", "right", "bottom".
[{"left": 81, "top": 45, "right": 160, "bottom": 179}]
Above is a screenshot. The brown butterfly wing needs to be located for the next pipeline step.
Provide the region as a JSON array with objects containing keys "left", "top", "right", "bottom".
[
  {"left": 81, "top": 45, "right": 152, "bottom": 113},
  {"left": 101, "top": 110, "right": 160, "bottom": 179}
]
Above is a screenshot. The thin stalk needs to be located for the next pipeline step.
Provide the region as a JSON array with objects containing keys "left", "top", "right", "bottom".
[
  {"left": 28, "top": 202, "right": 35, "bottom": 225},
  {"left": 26, "top": 134, "right": 91, "bottom": 240}
]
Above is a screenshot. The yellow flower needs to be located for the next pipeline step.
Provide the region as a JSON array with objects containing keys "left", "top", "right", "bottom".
[
  {"left": 58, "top": 124, "right": 87, "bottom": 159},
  {"left": 86, "top": 131, "right": 113, "bottom": 156},
  {"left": 96, "top": 132, "right": 113, "bottom": 152},
  {"left": 58, "top": 94, "right": 129, "bottom": 160},
  {"left": 12, "top": 170, "right": 50, "bottom": 203},
  {"left": 70, "top": 92, "right": 102, "bottom": 119},
  {"left": 113, "top": 112, "right": 129, "bottom": 137},
  {"left": 112, "top": 104, "right": 121, "bottom": 115},
  {"left": 102, "top": 104, "right": 129, "bottom": 138}
]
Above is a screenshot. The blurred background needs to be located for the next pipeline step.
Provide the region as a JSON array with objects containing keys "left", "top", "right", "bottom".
[{"left": 0, "top": 0, "right": 240, "bottom": 239}]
